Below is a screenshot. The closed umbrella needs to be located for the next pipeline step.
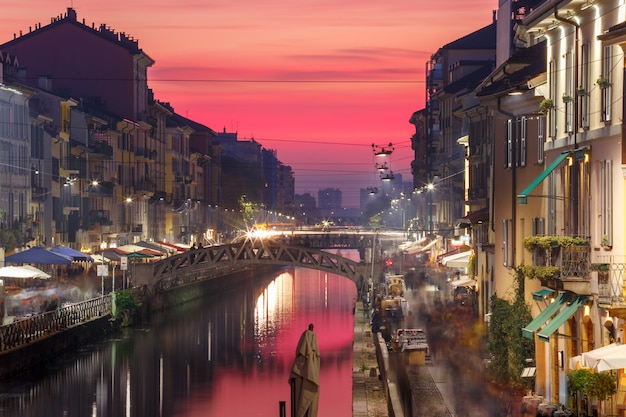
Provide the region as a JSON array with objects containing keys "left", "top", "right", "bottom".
[{"left": 289, "top": 324, "right": 320, "bottom": 417}]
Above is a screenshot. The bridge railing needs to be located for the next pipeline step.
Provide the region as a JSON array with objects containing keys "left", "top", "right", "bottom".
[
  {"left": 135, "top": 240, "right": 373, "bottom": 294},
  {"left": 0, "top": 295, "right": 112, "bottom": 352}
]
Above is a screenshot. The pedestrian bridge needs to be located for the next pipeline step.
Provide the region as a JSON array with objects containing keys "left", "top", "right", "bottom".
[{"left": 134, "top": 238, "right": 375, "bottom": 294}]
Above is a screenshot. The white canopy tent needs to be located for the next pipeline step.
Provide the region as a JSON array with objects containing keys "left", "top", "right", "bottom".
[
  {"left": 441, "top": 251, "right": 471, "bottom": 268},
  {"left": 580, "top": 343, "right": 626, "bottom": 372},
  {"left": 0, "top": 265, "right": 51, "bottom": 279},
  {"left": 450, "top": 277, "right": 475, "bottom": 288},
  {"left": 398, "top": 237, "right": 428, "bottom": 251}
]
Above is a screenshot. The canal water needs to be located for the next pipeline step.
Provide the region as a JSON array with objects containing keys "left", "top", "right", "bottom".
[{"left": 0, "top": 258, "right": 358, "bottom": 417}]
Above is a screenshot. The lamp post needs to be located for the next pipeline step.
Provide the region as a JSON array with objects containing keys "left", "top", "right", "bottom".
[
  {"left": 370, "top": 230, "right": 378, "bottom": 307},
  {"left": 426, "top": 182, "right": 434, "bottom": 234}
]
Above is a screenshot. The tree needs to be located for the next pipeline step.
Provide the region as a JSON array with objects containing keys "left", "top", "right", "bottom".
[
  {"left": 239, "top": 195, "right": 254, "bottom": 227},
  {"left": 568, "top": 369, "right": 616, "bottom": 416}
]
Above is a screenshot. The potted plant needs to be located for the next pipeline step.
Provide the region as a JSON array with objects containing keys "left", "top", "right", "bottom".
[
  {"left": 577, "top": 86, "right": 587, "bottom": 96},
  {"left": 520, "top": 265, "right": 561, "bottom": 280},
  {"left": 562, "top": 93, "right": 572, "bottom": 103},
  {"left": 539, "top": 98, "right": 554, "bottom": 114},
  {"left": 568, "top": 369, "right": 616, "bottom": 417},
  {"left": 590, "top": 263, "right": 610, "bottom": 272},
  {"left": 597, "top": 76, "right": 610, "bottom": 89}
]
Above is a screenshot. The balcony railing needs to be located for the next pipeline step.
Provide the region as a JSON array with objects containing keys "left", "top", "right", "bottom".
[
  {"left": 594, "top": 259, "right": 626, "bottom": 307},
  {"left": 89, "top": 141, "right": 113, "bottom": 158},
  {"left": 522, "top": 236, "right": 590, "bottom": 291}
]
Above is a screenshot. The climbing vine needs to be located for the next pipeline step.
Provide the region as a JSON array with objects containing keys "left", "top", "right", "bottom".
[{"left": 486, "top": 268, "right": 534, "bottom": 389}]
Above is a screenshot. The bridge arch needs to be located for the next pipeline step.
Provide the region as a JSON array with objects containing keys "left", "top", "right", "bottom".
[{"left": 135, "top": 240, "right": 373, "bottom": 294}]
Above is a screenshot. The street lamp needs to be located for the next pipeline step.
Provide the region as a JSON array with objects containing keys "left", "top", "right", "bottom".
[{"left": 426, "top": 182, "right": 435, "bottom": 234}]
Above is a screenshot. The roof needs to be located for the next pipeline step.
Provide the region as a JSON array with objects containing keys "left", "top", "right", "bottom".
[
  {"left": 0, "top": 7, "right": 152, "bottom": 62},
  {"left": 476, "top": 41, "right": 546, "bottom": 98},
  {"left": 440, "top": 22, "right": 496, "bottom": 51},
  {"left": 444, "top": 64, "right": 495, "bottom": 95}
]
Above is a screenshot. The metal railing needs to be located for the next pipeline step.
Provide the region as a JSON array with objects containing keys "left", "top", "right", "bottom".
[{"left": 0, "top": 295, "right": 111, "bottom": 352}]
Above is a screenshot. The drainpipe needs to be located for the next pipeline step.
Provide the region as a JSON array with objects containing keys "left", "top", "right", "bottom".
[{"left": 550, "top": 9, "right": 580, "bottom": 404}]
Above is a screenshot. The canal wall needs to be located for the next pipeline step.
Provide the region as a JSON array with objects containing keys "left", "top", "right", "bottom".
[
  {"left": 139, "top": 265, "right": 279, "bottom": 314},
  {"left": 0, "top": 315, "right": 115, "bottom": 379},
  {"left": 0, "top": 265, "right": 280, "bottom": 380}
]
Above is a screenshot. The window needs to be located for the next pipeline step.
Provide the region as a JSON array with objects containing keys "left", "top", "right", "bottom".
[
  {"left": 579, "top": 43, "right": 590, "bottom": 130},
  {"left": 548, "top": 173, "right": 557, "bottom": 235},
  {"left": 565, "top": 50, "right": 574, "bottom": 134},
  {"left": 548, "top": 60, "right": 557, "bottom": 138},
  {"left": 505, "top": 120, "right": 513, "bottom": 168},
  {"left": 600, "top": 45, "right": 612, "bottom": 123},
  {"left": 532, "top": 217, "right": 545, "bottom": 236},
  {"left": 598, "top": 160, "right": 612, "bottom": 247},
  {"left": 537, "top": 116, "right": 545, "bottom": 164},
  {"left": 502, "top": 219, "right": 510, "bottom": 267},
  {"left": 504, "top": 118, "right": 527, "bottom": 168},
  {"left": 531, "top": 217, "right": 545, "bottom": 265}
]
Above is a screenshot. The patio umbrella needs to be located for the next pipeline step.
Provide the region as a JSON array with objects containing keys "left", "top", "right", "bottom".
[
  {"left": 50, "top": 245, "right": 94, "bottom": 262},
  {"left": 123, "top": 251, "right": 154, "bottom": 259},
  {"left": 117, "top": 244, "right": 164, "bottom": 257},
  {"left": 5, "top": 246, "right": 72, "bottom": 265},
  {"left": 16, "top": 265, "right": 51, "bottom": 279},
  {"left": 581, "top": 343, "right": 626, "bottom": 371},
  {"left": 136, "top": 241, "right": 175, "bottom": 255}
]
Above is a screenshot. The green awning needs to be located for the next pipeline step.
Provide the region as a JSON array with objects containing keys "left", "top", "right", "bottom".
[
  {"left": 517, "top": 151, "right": 572, "bottom": 205},
  {"left": 522, "top": 293, "right": 570, "bottom": 339},
  {"left": 537, "top": 296, "right": 588, "bottom": 342},
  {"left": 532, "top": 288, "right": 555, "bottom": 301}
]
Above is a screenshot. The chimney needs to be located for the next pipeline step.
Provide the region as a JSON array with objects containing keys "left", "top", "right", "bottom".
[{"left": 67, "top": 8, "right": 77, "bottom": 21}]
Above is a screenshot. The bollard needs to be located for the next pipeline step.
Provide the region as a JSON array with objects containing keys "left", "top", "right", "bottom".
[{"left": 279, "top": 400, "right": 286, "bottom": 417}]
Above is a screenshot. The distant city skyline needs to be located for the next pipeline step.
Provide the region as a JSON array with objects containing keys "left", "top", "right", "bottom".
[{"left": 2, "top": 1, "right": 497, "bottom": 207}]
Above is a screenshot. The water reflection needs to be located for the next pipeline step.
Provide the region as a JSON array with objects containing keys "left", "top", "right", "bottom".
[{"left": 0, "top": 263, "right": 356, "bottom": 417}]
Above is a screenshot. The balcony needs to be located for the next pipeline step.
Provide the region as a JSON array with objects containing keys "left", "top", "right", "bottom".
[
  {"left": 87, "top": 181, "right": 114, "bottom": 196},
  {"left": 32, "top": 186, "right": 48, "bottom": 202},
  {"left": 135, "top": 148, "right": 157, "bottom": 162},
  {"left": 522, "top": 236, "right": 590, "bottom": 294},
  {"left": 90, "top": 141, "right": 114, "bottom": 159},
  {"left": 135, "top": 178, "right": 156, "bottom": 195},
  {"left": 592, "top": 262, "right": 626, "bottom": 320},
  {"left": 88, "top": 210, "right": 112, "bottom": 226}
]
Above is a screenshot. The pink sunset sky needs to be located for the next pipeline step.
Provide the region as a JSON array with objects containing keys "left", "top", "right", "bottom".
[{"left": 3, "top": 0, "right": 496, "bottom": 208}]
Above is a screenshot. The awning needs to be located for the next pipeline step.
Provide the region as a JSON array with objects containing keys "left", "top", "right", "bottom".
[
  {"left": 537, "top": 295, "right": 588, "bottom": 342},
  {"left": 522, "top": 293, "right": 569, "bottom": 339},
  {"left": 405, "top": 237, "right": 439, "bottom": 255},
  {"left": 456, "top": 207, "right": 489, "bottom": 226},
  {"left": 450, "top": 278, "right": 475, "bottom": 288},
  {"left": 532, "top": 288, "right": 555, "bottom": 301},
  {"left": 441, "top": 251, "right": 471, "bottom": 268},
  {"left": 517, "top": 151, "right": 571, "bottom": 205},
  {"left": 50, "top": 245, "right": 94, "bottom": 262},
  {"left": 5, "top": 246, "right": 72, "bottom": 265}
]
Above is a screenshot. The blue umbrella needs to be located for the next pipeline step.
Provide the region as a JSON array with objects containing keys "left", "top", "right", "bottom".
[
  {"left": 5, "top": 246, "right": 72, "bottom": 265},
  {"left": 50, "top": 245, "right": 94, "bottom": 262}
]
